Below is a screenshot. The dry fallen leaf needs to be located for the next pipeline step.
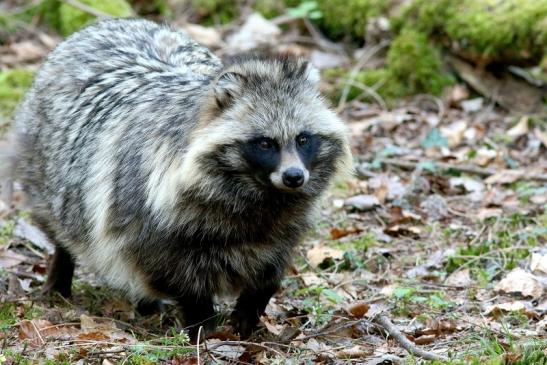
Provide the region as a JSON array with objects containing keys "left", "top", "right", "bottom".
[
  {"left": 330, "top": 226, "right": 361, "bottom": 240},
  {"left": 477, "top": 207, "right": 504, "bottom": 220},
  {"left": 80, "top": 314, "right": 137, "bottom": 343},
  {"left": 226, "top": 13, "right": 280, "bottom": 53},
  {"left": 306, "top": 245, "right": 345, "bottom": 267},
  {"left": 310, "top": 50, "right": 348, "bottom": 70},
  {"left": 369, "top": 175, "right": 406, "bottom": 202},
  {"left": 300, "top": 272, "right": 323, "bottom": 286},
  {"left": 485, "top": 301, "right": 538, "bottom": 319},
  {"left": 530, "top": 252, "right": 547, "bottom": 275},
  {"left": 206, "top": 339, "right": 245, "bottom": 360},
  {"left": 262, "top": 317, "right": 284, "bottom": 336},
  {"left": 414, "top": 334, "right": 436, "bottom": 345},
  {"left": 18, "top": 319, "right": 75, "bottom": 347},
  {"left": 474, "top": 147, "right": 497, "bottom": 166},
  {"left": 447, "top": 84, "right": 470, "bottom": 105},
  {"left": 344, "top": 194, "right": 380, "bottom": 211},
  {"left": 440, "top": 120, "right": 467, "bottom": 147},
  {"left": 507, "top": 116, "right": 529, "bottom": 139},
  {"left": 346, "top": 301, "right": 370, "bottom": 318},
  {"left": 181, "top": 24, "right": 222, "bottom": 48},
  {"left": 384, "top": 225, "right": 421, "bottom": 238},
  {"left": 495, "top": 268, "right": 544, "bottom": 299},
  {"left": 336, "top": 345, "right": 371, "bottom": 359},
  {"left": 444, "top": 269, "right": 474, "bottom": 287},
  {"left": 484, "top": 169, "right": 525, "bottom": 185},
  {"left": 461, "top": 97, "right": 483, "bottom": 112}
]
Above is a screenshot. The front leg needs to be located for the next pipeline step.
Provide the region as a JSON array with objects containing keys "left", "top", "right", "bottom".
[
  {"left": 231, "top": 281, "right": 280, "bottom": 339},
  {"left": 42, "top": 244, "right": 75, "bottom": 297},
  {"left": 178, "top": 295, "right": 217, "bottom": 342}
]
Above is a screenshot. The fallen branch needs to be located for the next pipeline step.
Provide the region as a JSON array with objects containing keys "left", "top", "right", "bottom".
[
  {"left": 361, "top": 158, "right": 547, "bottom": 183},
  {"left": 374, "top": 314, "right": 448, "bottom": 362}
]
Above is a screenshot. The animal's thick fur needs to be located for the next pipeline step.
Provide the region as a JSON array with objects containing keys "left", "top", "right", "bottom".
[{"left": 14, "top": 18, "right": 351, "bottom": 337}]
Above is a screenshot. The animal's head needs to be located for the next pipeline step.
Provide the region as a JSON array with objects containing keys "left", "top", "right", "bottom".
[{"left": 186, "top": 54, "right": 352, "bottom": 197}]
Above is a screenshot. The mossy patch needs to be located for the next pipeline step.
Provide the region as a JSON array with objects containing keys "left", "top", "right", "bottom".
[
  {"left": 336, "top": 29, "right": 454, "bottom": 101},
  {"left": 58, "top": 0, "right": 133, "bottom": 36},
  {"left": 33, "top": 0, "right": 133, "bottom": 36},
  {"left": 0, "top": 69, "right": 35, "bottom": 128},
  {"left": 191, "top": 0, "right": 239, "bottom": 25},
  {"left": 394, "top": 0, "right": 547, "bottom": 64},
  {"left": 315, "top": 0, "right": 390, "bottom": 40}
]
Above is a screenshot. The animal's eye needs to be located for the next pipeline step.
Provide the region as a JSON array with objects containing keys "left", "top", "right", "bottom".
[
  {"left": 259, "top": 139, "right": 273, "bottom": 150},
  {"left": 297, "top": 135, "right": 309, "bottom": 146}
]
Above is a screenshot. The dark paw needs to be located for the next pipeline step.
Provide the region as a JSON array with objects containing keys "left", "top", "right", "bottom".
[
  {"left": 231, "top": 310, "right": 260, "bottom": 339},
  {"left": 41, "top": 279, "right": 72, "bottom": 298},
  {"left": 136, "top": 299, "right": 163, "bottom": 316},
  {"left": 186, "top": 320, "right": 216, "bottom": 344}
]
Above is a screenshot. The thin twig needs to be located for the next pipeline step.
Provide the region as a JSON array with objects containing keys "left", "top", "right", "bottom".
[
  {"left": 337, "top": 40, "right": 390, "bottom": 111},
  {"left": 374, "top": 314, "right": 449, "bottom": 362},
  {"left": 302, "top": 18, "right": 346, "bottom": 55},
  {"left": 364, "top": 158, "right": 547, "bottom": 182},
  {"left": 344, "top": 80, "right": 387, "bottom": 110},
  {"left": 269, "top": 14, "right": 300, "bottom": 26},
  {"left": 61, "top": 0, "right": 116, "bottom": 18},
  {"left": 197, "top": 326, "right": 202, "bottom": 365},
  {"left": 30, "top": 320, "right": 45, "bottom": 345}
]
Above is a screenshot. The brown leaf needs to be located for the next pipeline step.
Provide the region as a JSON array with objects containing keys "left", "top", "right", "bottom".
[
  {"left": 18, "top": 319, "right": 70, "bottom": 346},
  {"left": 384, "top": 225, "right": 421, "bottom": 238},
  {"left": 477, "top": 207, "right": 503, "bottom": 220},
  {"left": 346, "top": 301, "right": 369, "bottom": 318},
  {"left": 300, "top": 272, "right": 323, "bottom": 286},
  {"left": 484, "top": 170, "right": 525, "bottom": 185},
  {"left": 495, "top": 268, "right": 543, "bottom": 299},
  {"left": 485, "top": 301, "right": 538, "bottom": 319},
  {"left": 414, "top": 334, "right": 436, "bottom": 345},
  {"left": 330, "top": 226, "right": 361, "bottom": 240},
  {"left": 444, "top": 269, "right": 474, "bottom": 287},
  {"left": 262, "top": 317, "right": 284, "bottom": 336},
  {"left": 335, "top": 345, "right": 371, "bottom": 359},
  {"left": 306, "top": 245, "right": 345, "bottom": 268},
  {"left": 77, "top": 331, "right": 111, "bottom": 341},
  {"left": 79, "top": 315, "right": 137, "bottom": 344},
  {"left": 447, "top": 84, "right": 470, "bottom": 106}
]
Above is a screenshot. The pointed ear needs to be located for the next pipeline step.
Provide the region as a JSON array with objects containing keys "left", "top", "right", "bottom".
[
  {"left": 213, "top": 71, "right": 246, "bottom": 109},
  {"left": 304, "top": 62, "right": 320, "bottom": 86}
]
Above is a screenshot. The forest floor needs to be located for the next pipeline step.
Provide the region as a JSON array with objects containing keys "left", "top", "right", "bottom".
[{"left": 0, "top": 8, "right": 546, "bottom": 365}]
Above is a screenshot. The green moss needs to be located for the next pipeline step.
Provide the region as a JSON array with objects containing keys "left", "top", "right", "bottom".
[
  {"left": 191, "top": 0, "right": 239, "bottom": 25},
  {"left": 253, "top": 0, "right": 287, "bottom": 18},
  {"left": 0, "top": 69, "right": 35, "bottom": 127},
  {"left": 315, "top": 0, "right": 390, "bottom": 40},
  {"left": 387, "top": 28, "right": 454, "bottom": 95},
  {"left": 339, "top": 29, "right": 453, "bottom": 100},
  {"left": 0, "top": 219, "right": 16, "bottom": 246},
  {"left": 58, "top": 0, "right": 133, "bottom": 36},
  {"left": 395, "top": 0, "right": 547, "bottom": 64}
]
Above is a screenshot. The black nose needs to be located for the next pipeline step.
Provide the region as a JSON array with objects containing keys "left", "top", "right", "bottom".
[{"left": 282, "top": 168, "right": 304, "bottom": 188}]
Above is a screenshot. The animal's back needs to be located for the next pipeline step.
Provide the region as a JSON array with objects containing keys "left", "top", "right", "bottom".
[{"left": 15, "top": 19, "right": 222, "bottom": 244}]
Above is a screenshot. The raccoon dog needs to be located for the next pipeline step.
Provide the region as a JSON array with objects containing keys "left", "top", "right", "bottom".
[{"left": 13, "top": 18, "right": 351, "bottom": 339}]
